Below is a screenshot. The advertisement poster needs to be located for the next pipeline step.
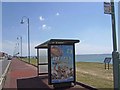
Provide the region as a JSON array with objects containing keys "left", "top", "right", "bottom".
[{"left": 50, "top": 45, "right": 74, "bottom": 83}]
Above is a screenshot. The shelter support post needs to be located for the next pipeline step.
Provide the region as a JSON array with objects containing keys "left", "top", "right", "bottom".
[{"left": 37, "top": 49, "right": 39, "bottom": 76}]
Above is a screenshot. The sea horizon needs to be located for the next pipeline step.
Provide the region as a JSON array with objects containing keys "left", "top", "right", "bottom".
[
  {"left": 29, "top": 53, "right": 112, "bottom": 64},
  {"left": 75, "top": 54, "right": 112, "bottom": 63}
]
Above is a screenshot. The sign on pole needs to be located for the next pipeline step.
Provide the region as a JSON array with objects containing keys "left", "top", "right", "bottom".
[
  {"left": 119, "top": 2, "right": 120, "bottom": 54},
  {"left": 104, "top": 1, "right": 119, "bottom": 89},
  {"left": 104, "top": 2, "right": 112, "bottom": 14},
  {"left": 118, "top": 1, "right": 120, "bottom": 89}
]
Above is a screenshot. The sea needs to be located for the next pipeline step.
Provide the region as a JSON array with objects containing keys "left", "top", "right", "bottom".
[
  {"left": 35, "top": 54, "right": 112, "bottom": 73},
  {"left": 75, "top": 54, "right": 112, "bottom": 63},
  {"left": 37, "top": 54, "right": 112, "bottom": 64}
]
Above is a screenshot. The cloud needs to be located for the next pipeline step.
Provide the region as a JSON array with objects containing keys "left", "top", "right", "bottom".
[
  {"left": 0, "top": 32, "right": 2, "bottom": 51},
  {"left": 2, "top": 40, "right": 40, "bottom": 56},
  {"left": 2, "top": 40, "right": 15, "bottom": 55},
  {"left": 75, "top": 42, "right": 112, "bottom": 55},
  {"left": 0, "top": 43, "right": 2, "bottom": 51},
  {"left": 56, "top": 12, "right": 60, "bottom": 16},
  {"left": 42, "top": 24, "right": 46, "bottom": 28},
  {"left": 41, "top": 24, "right": 51, "bottom": 30},
  {"left": 2, "top": 40, "right": 50, "bottom": 56},
  {"left": 39, "top": 16, "right": 45, "bottom": 21}
]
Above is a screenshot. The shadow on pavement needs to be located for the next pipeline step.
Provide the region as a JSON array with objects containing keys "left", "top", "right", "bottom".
[
  {"left": 17, "top": 75, "right": 51, "bottom": 89},
  {"left": 17, "top": 76, "right": 97, "bottom": 90}
]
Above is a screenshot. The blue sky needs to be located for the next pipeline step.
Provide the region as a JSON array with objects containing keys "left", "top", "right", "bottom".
[{"left": 2, "top": 2, "right": 119, "bottom": 56}]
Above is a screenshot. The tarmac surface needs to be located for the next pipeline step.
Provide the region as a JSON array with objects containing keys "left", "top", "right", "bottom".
[
  {"left": 2, "top": 58, "right": 97, "bottom": 90},
  {"left": 0, "top": 58, "right": 10, "bottom": 77}
]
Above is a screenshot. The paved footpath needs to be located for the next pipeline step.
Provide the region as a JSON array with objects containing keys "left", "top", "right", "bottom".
[
  {"left": 3, "top": 58, "right": 37, "bottom": 88},
  {"left": 2, "top": 58, "right": 95, "bottom": 90}
]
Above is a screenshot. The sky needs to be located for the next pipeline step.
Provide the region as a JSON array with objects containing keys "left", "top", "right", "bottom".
[{"left": 1, "top": 2, "right": 119, "bottom": 56}]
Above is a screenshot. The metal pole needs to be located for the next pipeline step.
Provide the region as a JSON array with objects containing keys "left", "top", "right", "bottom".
[
  {"left": 112, "top": 52, "right": 119, "bottom": 89},
  {"left": 17, "top": 37, "right": 19, "bottom": 56},
  {"left": 20, "top": 36, "right": 22, "bottom": 58},
  {"left": 119, "top": 2, "right": 120, "bottom": 89},
  {"left": 37, "top": 49, "right": 39, "bottom": 76},
  {"left": 20, "top": 16, "right": 30, "bottom": 63},
  {"left": 28, "top": 18, "right": 30, "bottom": 63},
  {"left": 111, "top": 0, "right": 117, "bottom": 51},
  {"left": 110, "top": 0, "right": 119, "bottom": 89}
]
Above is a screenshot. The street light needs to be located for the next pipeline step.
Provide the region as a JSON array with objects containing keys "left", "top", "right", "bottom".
[
  {"left": 16, "top": 37, "right": 20, "bottom": 55},
  {"left": 17, "top": 36, "right": 22, "bottom": 58},
  {"left": 20, "top": 16, "right": 30, "bottom": 63}
]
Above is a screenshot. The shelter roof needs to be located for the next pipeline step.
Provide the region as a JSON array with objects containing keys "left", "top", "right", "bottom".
[{"left": 35, "top": 39, "right": 80, "bottom": 49}]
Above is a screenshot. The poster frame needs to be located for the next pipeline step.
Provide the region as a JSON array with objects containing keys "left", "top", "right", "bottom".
[{"left": 48, "top": 43, "right": 76, "bottom": 85}]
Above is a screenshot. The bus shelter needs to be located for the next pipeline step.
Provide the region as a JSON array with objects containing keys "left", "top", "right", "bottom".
[{"left": 35, "top": 39, "right": 79, "bottom": 87}]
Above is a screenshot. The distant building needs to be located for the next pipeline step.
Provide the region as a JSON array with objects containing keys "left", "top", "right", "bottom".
[
  {"left": 0, "top": 52, "right": 5, "bottom": 57},
  {"left": 0, "top": 52, "right": 8, "bottom": 58}
]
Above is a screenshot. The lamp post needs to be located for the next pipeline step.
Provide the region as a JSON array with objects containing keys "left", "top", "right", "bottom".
[
  {"left": 17, "top": 36, "right": 22, "bottom": 58},
  {"left": 20, "top": 16, "right": 30, "bottom": 63},
  {"left": 17, "top": 37, "right": 19, "bottom": 55}
]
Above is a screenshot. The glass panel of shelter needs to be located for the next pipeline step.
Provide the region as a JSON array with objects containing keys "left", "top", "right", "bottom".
[
  {"left": 38, "top": 49, "right": 48, "bottom": 75},
  {"left": 39, "top": 49, "right": 48, "bottom": 63}
]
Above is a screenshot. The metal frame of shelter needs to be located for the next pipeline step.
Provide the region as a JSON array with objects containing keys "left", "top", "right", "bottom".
[{"left": 35, "top": 39, "right": 79, "bottom": 86}]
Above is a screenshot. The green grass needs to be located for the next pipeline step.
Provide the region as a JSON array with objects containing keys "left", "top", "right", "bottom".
[
  {"left": 21, "top": 58, "right": 37, "bottom": 66},
  {"left": 20, "top": 58, "right": 114, "bottom": 89},
  {"left": 76, "top": 62, "right": 113, "bottom": 89}
]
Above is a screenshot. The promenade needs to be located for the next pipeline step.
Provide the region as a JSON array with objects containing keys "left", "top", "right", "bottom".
[
  {"left": 0, "top": 58, "right": 11, "bottom": 90},
  {"left": 2, "top": 58, "right": 95, "bottom": 90}
]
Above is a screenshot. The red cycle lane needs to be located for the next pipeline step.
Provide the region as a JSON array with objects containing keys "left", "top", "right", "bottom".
[
  {"left": 3, "top": 58, "right": 37, "bottom": 88},
  {"left": 2, "top": 58, "right": 90, "bottom": 90}
]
